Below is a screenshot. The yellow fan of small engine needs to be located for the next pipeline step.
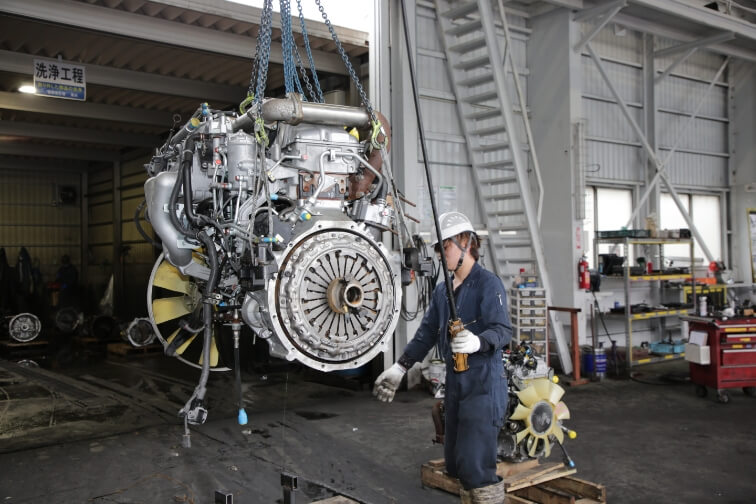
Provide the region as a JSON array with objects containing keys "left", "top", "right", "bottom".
[
  {"left": 509, "top": 377, "right": 571, "bottom": 457},
  {"left": 147, "top": 252, "right": 229, "bottom": 371}
]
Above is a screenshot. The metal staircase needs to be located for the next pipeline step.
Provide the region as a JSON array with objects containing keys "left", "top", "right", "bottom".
[{"left": 433, "top": 0, "right": 572, "bottom": 373}]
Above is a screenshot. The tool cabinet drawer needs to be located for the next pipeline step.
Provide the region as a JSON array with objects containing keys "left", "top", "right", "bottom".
[{"left": 721, "top": 348, "right": 756, "bottom": 366}]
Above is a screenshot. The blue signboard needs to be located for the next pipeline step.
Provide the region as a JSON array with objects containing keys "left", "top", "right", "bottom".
[{"left": 33, "top": 59, "right": 86, "bottom": 101}]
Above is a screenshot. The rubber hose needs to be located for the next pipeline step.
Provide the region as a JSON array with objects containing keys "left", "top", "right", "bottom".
[{"left": 134, "top": 199, "right": 162, "bottom": 250}]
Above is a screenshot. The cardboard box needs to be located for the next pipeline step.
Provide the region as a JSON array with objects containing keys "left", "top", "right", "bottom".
[{"left": 685, "top": 343, "right": 710, "bottom": 365}]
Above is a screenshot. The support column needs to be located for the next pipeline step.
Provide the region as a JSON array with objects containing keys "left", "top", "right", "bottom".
[
  {"left": 643, "top": 33, "right": 659, "bottom": 225},
  {"left": 80, "top": 170, "right": 89, "bottom": 289},
  {"left": 112, "top": 160, "right": 122, "bottom": 315}
]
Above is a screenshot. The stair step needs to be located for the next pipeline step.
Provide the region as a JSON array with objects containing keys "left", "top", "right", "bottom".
[
  {"left": 476, "top": 159, "right": 514, "bottom": 168},
  {"left": 463, "top": 90, "right": 498, "bottom": 104},
  {"left": 466, "top": 107, "right": 501, "bottom": 120},
  {"left": 495, "top": 225, "right": 530, "bottom": 232},
  {"left": 488, "top": 209, "right": 525, "bottom": 217},
  {"left": 498, "top": 240, "right": 533, "bottom": 248},
  {"left": 473, "top": 141, "right": 510, "bottom": 152},
  {"left": 454, "top": 55, "right": 490, "bottom": 70},
  {"left": 500, "top": 257, "right": 537, "bottom": 264},
  {"left": 449, "top": 37, "right": 486, "bottom": 54},
  {"left": 457, "top": 72, "right": 494, "bottom": 87},
  {"left": 479, "top": 176, "right": 517, "bottom": 185},
  {"left": 472, "top": 123, "right": 507, "bottom": 136},
  {"left": 484, "top": 193, "right": 520, "bottom": 201},
  {"left": 446, "top": 19, "right": 483, "bottom": 36},
  {"left": 442, "top": 1, "right": 479, "bottom": 20}
]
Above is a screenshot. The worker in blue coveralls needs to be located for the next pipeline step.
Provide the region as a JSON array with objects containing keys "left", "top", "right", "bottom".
[{"left": 374, "top": 211, "right": 512, "bottom": 503}]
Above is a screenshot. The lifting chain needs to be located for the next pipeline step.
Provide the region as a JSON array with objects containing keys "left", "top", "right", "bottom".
[
  {"left": 279, "top": 0, "right": 298, "bottom": 94},
  {"left": 296, "top": 0, "right": 324, "bottom": 103},
  {"left": 313, "top": 0, "right": 386, "bottom": 150}
]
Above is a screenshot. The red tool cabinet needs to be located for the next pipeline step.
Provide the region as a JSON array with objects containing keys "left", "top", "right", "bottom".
[{"left": 681, "top": 316, "right": 756, "bottom": 403}]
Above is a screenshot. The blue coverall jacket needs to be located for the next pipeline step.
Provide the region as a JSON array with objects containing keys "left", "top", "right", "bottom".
[{"left": 400, "top": 261, "right": 512, "bottom": 489}]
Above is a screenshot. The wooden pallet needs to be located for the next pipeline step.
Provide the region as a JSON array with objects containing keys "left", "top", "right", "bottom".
[
  {"left": 421, "top": 459, "right": 605, "bottom": 503},
  {"left": 0, "top": 339, "right": 49, "bottom": 348},
  {"left": 107, "top": 342, "right": 163, "bottom": 357}
]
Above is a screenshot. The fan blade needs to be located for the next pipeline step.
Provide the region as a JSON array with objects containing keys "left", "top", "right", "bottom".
[
  {"left": 543, "top": 440, "right": 552, "bottom": 458},
  {"left": 517, "top": 384, "right": 540, "bottom": 408},
  {"left": 166, "top": 328, "right": 180, "bottom": 344},
  {"left": 555, "top": 401, "right": 571, "bottom": 420},
  {"left": 153, "top": 296, "right": 192, "bottom": 324},
  {"left": 548, "top": 382, "right": 566, "bottom": 406},
  {"left": 528, "top": 436, "right": 538, "bottom": 457},
  {"left": 154, "top": 261, "right": 192, "bottom": 294},
  {"left": 516, "top": 429, "right": 529, "bottom": 444},
  {"left": 199, "top": 336, "right": 220, "bottom": 367},
  {"left": 554, "top": 427, "right": 565, "bottom": 444},
  {"left": 534, "top": 378, "right": 552, "bottom": 401},
  {"left": 510, "top": 404, "right": 531, "bottom": 421},
  {"left": 175, "top": 334, "right": 196, "bottom": 355}
]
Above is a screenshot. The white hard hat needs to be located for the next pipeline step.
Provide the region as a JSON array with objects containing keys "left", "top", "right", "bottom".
[{"left": 430, "top": 211, "right": 475, "bottom": 246}]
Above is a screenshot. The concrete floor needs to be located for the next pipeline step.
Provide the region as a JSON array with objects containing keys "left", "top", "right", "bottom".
[{"left": 1, "top": 355, "right": 755, "bottom": 503}]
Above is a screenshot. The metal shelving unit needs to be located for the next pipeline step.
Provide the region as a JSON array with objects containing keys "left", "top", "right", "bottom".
[
  {"left": 594, "top": 236, "right": 695, "bottom": 369},
  {"left": 509, "top": 287, "right": 548, "bottom": 361}
]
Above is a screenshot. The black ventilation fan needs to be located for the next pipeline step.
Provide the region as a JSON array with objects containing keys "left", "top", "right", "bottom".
[{"left": 55, "top": 185, "right": 77, "bottom": 206}]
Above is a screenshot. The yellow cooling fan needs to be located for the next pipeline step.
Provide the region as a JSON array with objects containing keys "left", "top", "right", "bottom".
[
  {"left": 147, "top": 252, "right": 228, "bottom": 371},
  {"left": 510, "top": 377, "right": 571, "bottom": 457}
]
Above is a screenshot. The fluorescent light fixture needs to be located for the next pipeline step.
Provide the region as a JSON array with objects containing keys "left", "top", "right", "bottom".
[{"left": 19, "top": 85, "right": 36, "bottom": 94}]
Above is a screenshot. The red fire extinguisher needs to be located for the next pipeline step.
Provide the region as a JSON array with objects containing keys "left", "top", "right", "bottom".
[{"left": 578, "top": 256, "right": 590, "bottom": 290}]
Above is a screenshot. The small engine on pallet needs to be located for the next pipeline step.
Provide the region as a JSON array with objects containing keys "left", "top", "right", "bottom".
[{"left": 432, "top": 342, "right": 577, "bottom": 466}]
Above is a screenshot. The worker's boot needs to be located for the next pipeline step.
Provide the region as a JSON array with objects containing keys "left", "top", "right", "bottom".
[
  {"left": 469, "top": 478, "right": 506, "bottom": 504},
  {"left": 459, "top": 487, "right": 473, "bottom": 504}
]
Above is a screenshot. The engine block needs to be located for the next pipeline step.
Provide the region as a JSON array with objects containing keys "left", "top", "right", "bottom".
[{"left": 143, "top": 95, "right": 401, "bottom": 373}]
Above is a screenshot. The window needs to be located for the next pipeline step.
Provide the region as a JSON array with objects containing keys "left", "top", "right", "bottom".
[
  {"left": 583, "top": 186, "right": 633, "bottom": 268},
  {"left": 660, "top": 193, "right": 721, "bottom": 265}
]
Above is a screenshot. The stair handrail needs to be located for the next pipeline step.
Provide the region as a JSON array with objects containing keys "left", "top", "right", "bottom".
[{"left": 496, "top": 0, "right": 544, "bottom": 224}]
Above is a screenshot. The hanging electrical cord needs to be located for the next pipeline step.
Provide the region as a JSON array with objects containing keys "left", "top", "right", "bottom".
[{"left": 401, "top": 235, "right": 436, "bottom": 321}]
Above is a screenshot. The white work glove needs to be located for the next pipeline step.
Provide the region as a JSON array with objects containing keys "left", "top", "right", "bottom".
[
  {"left": 373, "top": 363, "right": 407, "bottom": 403},
  {"left": 451, "top": 329, "right": 481, "bottom": 354}
]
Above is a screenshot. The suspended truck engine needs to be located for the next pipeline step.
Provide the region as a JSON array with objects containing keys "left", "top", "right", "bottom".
[{"left": 143, "top": 95, "right": 407, "bottom": 424}]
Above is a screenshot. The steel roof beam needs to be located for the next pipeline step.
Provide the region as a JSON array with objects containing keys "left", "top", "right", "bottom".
[
  {"left": 0, "top": 121, "right": 162, "bottom": 148},
  {"left": 148, "top": 0, "right": 369, "bottom": 48},
  {"left": 0, "top": 142, "right": 119, "bottom": 162},
  {"left": 0, "top": 159, "right": 87, "bottom": 173},
  {"left": 0, "top": 0, "right": 349, "bottom": 75},
  {"left": 630, "top": 0, "right": 756, "bottom": 42},
  {"left": 615, "top": 13, "right": 756, "bottom": 63},
  {"left": 654, "top": 31, "right": 735, "bottom": 58},
  {"left": 573, "top": 0, "right": 626, "bottom": 22},
  {"left": 0, "top": 91, "right": 173, "bottom": 127},
  {"left": 0, "top": 50, "right": 247, "bottom": 103},
  {"left": 573, "top": 0, "right": 627, "bottom": 53}
]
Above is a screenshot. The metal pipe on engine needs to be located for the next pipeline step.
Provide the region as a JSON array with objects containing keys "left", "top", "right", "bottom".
[{"left": 232, "top": 94, "right": 371, "bottom": 131}]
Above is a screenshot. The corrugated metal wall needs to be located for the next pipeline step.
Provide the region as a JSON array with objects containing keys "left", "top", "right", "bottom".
[
  {"left": 86, "top": 159, "right": 154, "bottom": 318},
  {"left": 580, "top": 23, "right": 730, "bottom": 189},
  {"left": 414, "top": 1, "right": 530, "bottom": 231},
  {"left": 0, "top": 170, "right": 82, "bottom": 287},
  {"left": 121, "top": 157, "right": 154, "bottom": 319},
  {"left": 87, "top": 167, "right": 114, "bottom": 307}
]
